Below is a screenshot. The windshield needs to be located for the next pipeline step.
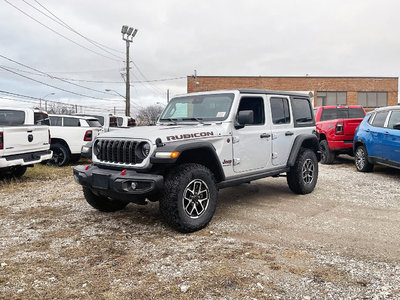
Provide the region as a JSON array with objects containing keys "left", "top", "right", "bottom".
[{"left": 160, "top": 93, "right": 234, "bottom": 122}]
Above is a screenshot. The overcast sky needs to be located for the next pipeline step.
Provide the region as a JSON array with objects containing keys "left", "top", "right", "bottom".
[{"left": 0, "top": 0, "right": 399, "bottom": 115}]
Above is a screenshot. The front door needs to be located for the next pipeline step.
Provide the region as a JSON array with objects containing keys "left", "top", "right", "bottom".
[
  {"left": 232, "top": 95, "right": 272, "bottom": 173},
  {"left": 383, "top": 110, "right": 400, "bottom": 163}
]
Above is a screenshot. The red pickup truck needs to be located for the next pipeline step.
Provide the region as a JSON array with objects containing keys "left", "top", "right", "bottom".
[{"left": 313, "top": 105, "right": 366, "bottom": 164}]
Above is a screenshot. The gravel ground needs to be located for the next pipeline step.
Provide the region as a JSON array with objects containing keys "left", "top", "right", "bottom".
[{"left": 0, "top": 157, "right": 399, "bottom": 299}]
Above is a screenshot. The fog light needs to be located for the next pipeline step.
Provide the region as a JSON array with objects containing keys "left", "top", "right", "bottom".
[{"left": 131, "top": 182, "right": 137, "bottom": 190}]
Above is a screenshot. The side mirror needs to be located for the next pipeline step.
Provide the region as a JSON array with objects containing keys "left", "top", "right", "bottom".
[
  {"left": 236, "top": 110, "right": 254, "bottom": 129},
  {"left": 393, "top": 123, "right": 400, "bottom": 130}
]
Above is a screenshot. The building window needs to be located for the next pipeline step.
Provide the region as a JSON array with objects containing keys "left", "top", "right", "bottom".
[
  {"left": 358, "top": 92, "right": 387, "bottom": 108},
  {"left": 316, "top": 92, "right": 347, "bottom": 106}
]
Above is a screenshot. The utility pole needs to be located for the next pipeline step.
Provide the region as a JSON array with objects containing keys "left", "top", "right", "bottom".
[
  {"left": 121, "top": 25, "right": 138, "bottom": 117},
  {"left": 194, "top": 70, "right": 198, "bottom": 92}
]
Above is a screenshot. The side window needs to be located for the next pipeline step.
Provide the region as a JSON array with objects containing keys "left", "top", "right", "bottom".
[
  {"left": 371, "top": 111, "right": 389, "bottom": 127},
  {"left": 270, "top": 97, "right": 290, "bottom": 124},
  {"left": 387, "top": 111, "right": 400, "bottom": 129},
  {"left": 292, "top": 98, "right": 314, "bottom": 126},
  {"left": 34, "top": 112, "right": 49, "bottom": 125},
  {"left": 237, "top": 97, "right": 265, "bottom": 125},
  {"left": 117, "top": 117, "right": 123, "bottom": 127},
  {"left": 49, "top": 116, "right": 62, "bottom": 126},
  {"left": 63, "top": 117, "right": 80, "bottom": 127}
]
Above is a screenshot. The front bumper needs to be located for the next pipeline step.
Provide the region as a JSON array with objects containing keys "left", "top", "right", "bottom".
[{"left": 73, "top": 165, "right": 164, "bottom": 199}]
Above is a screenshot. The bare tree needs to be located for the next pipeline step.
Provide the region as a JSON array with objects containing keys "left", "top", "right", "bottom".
[
  {"left": 136, "top": 105, "right": 164, "bottom": 125},
  {"left": 46, "top": 102, "right": 75, "bottom": 115}
]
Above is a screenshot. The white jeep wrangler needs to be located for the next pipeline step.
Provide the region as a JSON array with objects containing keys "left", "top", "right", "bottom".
[{"left": 74, "top": 89, "right": 320, "bottom": 232}]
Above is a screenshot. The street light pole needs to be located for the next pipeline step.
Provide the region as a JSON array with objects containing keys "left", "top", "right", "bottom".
[
  {"left": 41, "top": 93, "right": 55, "bottom": 111},
  {"left": 121, "top": 25, "right": 138, "bottom": 117}
]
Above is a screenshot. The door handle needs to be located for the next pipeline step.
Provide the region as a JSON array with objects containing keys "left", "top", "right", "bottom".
[
  {"left": 285, "top": 131, "right": 294, "bottom": 136},
  {"left": 384, "top": 132, "right": 389, "bottom": 135},
  {"left": 366, "top": 129, "right": 370, "bottom": 132},
  {"left": 260, "top": 133, "right": 271, "bottom": 138}
]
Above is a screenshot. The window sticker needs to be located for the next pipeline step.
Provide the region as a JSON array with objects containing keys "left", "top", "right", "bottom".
[{"left": 216, "top": 112, "right": 226, "bottom": 118}]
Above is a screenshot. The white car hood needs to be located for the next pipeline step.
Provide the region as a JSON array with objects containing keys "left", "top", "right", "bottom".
[{"left": 96, "top": 124, "right": 224, "bottom": 144}]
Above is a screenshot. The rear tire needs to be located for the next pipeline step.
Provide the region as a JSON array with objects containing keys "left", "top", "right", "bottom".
[
  {"left": 12, "top": 166, "right": 27, "bottom": 178},
  {"left": 287, "top": 148, "right": 319, "bottom": 194},
  {"left": 159, "top": 163, "right": 217, "bottom": 233},
  {"left": 83, "top": 187, "right": 128, "bottom": 212},
  {"left": 354, "top": 145, "right": 373, "bottom": 172},
  {"left": 319, "top": 139, "right": 335, "bottom": 164},
  {"left": 48, "top": 143, "right": 70, "bottom": 167}
]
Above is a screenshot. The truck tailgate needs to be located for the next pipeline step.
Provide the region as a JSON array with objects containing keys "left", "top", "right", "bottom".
[
  {"left": 343, "top": 118, "right": 364, "bottom": 137},
  {"left": 2, "top": 126, "right": 49, "bottom": 156}
]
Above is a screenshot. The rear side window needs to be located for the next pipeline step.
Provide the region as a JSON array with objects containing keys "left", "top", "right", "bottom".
[
  {"left": 49, "top": 116, "right": 62, "bottom": 126},
  {"left": 0, "top": 110, "right": 25, "bottom": 126},
  {"left": 109, "top": 117, "right": 118, "bottom": 127},
  {"left": 63, "top": 117, "right": 80, "bottom": 127},
  {"left": 371, "top": 111, "right": 389, "bottom": 127},
  {"left": 270, "top": 97, "right": 290, "bottom": 124},
  {"left": 34, "top": 112, "right": 49, "bottom": 125},
  {"left": 87, "top": 119, "right": 102, "bottom": 127},
  {"left": 320, "top": 108, "right": 365, "bottom": 121},
  {"left": 292, "top": 98, "right": 313, "bottom": 126},
  {"left": 387, "top": 111, "right": 400, "bottom": 129}
]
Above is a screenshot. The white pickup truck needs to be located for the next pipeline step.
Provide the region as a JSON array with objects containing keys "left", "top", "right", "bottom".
[
  {"left": 48, "top": 114, "right": 102, "bottom": 166},
  {"left": 0, "top": 108, "right": 52, "bottom": 178}
]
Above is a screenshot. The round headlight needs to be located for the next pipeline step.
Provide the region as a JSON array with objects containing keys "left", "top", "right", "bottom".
[
  {"left": 93, "top": 140, "right": 101, "bottom": 156},
  {"left": 141, "top": 142, "right": 150, "bottom": 157}
]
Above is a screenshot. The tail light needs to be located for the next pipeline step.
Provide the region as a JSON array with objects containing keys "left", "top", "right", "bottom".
[
  {"left": 0, "top": 132, "right": 3, "bottom": 150},
  {"left": 48, "top": 129, "right": 51, "bottom": 144},
  {"left": 84, "top": 130, "right": 93, "bottom": 141},
  {"left": 336, "top": 121, "right": 344, "bottom": 135}
]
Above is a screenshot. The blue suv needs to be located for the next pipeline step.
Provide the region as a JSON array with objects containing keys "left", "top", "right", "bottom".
[{"left": 353, "top": 106, "right": 400, "bottom": 172}]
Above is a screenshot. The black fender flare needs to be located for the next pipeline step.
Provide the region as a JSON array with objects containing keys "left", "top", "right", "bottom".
[
  {"left": 287, "top": 134, "right": 320, "bottom": 167},
  {"left": 150, "top": 141, "right": 225, "bottom": 182}
]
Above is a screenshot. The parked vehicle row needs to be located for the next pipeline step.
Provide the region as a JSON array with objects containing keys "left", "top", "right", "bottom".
[{"left": 0, "top": 108, "right": 52, "bottom": 178}]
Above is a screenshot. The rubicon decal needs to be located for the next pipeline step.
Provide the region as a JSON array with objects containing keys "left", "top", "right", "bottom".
[{"left": 166, "top": 132, "right": 214, "bottom": 141}]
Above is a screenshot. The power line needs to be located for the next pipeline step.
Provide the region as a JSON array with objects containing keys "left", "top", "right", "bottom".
[
  {"left": 0, "top": 90, "right": 113, "bottom": 112},
  {"left": 0, "top": 65, "right": 123, "bottom": 102},
  {"left": 22, "top": 0, "right": 124, "bottom": 60},
  {"left": 33, "top": 0, "right": 124, "bottom": 55},
  {"left": 0, "top": 54, "right": 123, "bottom": 96},
  {"left": 0, "top": 65, "right": 186, "bottom": 84},
  {"left": 4, "top": 0, "right": 121, "bottom": 62}
]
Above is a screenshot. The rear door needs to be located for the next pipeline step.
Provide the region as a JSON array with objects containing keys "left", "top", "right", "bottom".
[
  {"left": 382, "top": 110, "right": 400, "bottom": 163},
  {"left": 368, "top": 110, "right": 389, "bottom": 157},
  {"left": 269, "top": 96, "right": 294, "bottom": 166}
]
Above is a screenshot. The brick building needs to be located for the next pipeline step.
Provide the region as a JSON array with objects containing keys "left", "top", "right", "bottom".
[{"left": 187, "top": 76, "right": 398, "bottom": 109}]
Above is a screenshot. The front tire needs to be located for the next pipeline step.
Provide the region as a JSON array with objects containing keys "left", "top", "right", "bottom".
[
  {"left": 354, "top": 145, "right": 373, "bottom": 172},
  {"left": 319, "top": 139, "right": 335, "bottom": 164},
  {"left": 48, "top": 143, "right": 70, "bottom": 167},
  {"left": 83, "top": 187, "right": 128, "bottom": 212},
  {"left": 287, "top": 148, "right": 319, "bottom": 194},
  {"left": 159, "top": 163, "right": 217, "bottom": 233}
]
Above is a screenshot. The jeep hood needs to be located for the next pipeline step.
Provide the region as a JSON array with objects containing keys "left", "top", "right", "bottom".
[{"left": 96, "top": 124, "right": 223, "bottom": 144}]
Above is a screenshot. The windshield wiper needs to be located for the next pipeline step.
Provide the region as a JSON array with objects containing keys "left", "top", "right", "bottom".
[
  {"left": 181, "top": 117, "right": 205, "bottom": 124},
  {"left": 159, "top": 118, "right": 178, "bottom": 125}
]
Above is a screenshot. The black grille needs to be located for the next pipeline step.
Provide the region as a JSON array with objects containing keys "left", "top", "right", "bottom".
[{"left": 95, "top": 139, "right": 143, "bottom": 165}]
